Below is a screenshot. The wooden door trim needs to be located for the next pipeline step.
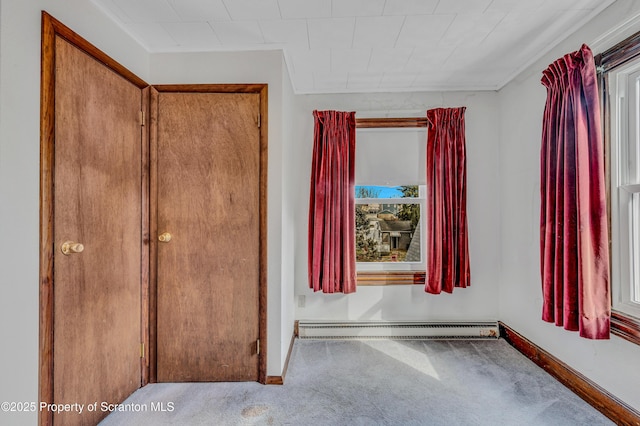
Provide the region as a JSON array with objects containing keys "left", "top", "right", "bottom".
[
  {"left": 148, "top": 84, "right": 269, "bottom": 384},
  {"left": 140, "top": 86, "right": 151, "bottom": 386},
  {"left": 153, "top": 84, "right": 268, "bottom": 94},
  {"left": 148, "top": 87, "right": 159, "bottom": 383},
  {"left": 39, "top": 12, "right": 149, "bottom": 425}
]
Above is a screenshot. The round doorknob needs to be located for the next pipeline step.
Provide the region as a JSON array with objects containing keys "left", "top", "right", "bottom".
[
  {"left": 158, "top": 232, "right": 172, "bottom": 242},
  {"left": 61, "top": 241, "right": 84, "bottom": 255}
]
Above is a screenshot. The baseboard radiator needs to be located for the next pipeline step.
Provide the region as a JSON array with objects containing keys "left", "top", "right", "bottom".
[{"left": 297, "top": 321, "right": 499, "bottom": 340}]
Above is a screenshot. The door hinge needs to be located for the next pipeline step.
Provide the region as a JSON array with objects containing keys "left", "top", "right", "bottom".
[
  {"left": 139, "top": 110, "right": 146, "bottom": 127},
  {"left": 256, "top": 113, "right": 261, "bottom": 128},
  {"left": 140, "top": 342, "right": 145, "bottom": 358},
  {"left": 256, "top": 339, "right": 260, "bottom": 355}
]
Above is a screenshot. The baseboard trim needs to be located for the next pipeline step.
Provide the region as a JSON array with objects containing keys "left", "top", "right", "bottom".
[
  {"left": 499, "top": 322, "right": 640, "bottom": 425},
  {"left": 297, "top": 320, "right": 499, "bottom": 340},
  {"left": 265, "top": 329, "right": 296, "bottom": 385}
]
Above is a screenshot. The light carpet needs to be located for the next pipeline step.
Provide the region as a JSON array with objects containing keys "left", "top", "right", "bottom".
[{"left": 100, "top": 338, "right": 612, "bottom": 425}]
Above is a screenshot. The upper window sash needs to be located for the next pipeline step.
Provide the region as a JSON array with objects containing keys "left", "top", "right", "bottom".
[
  {"left": 598, "top": 27, "right": 640, "bottom": 344},
  {"left": 606, "top": 42, "right": 640, "bottom": 319}
]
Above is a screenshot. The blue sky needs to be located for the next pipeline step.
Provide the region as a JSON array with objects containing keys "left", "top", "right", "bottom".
[{"left": 355, "top": 185, "right": 404, "bottom": 198}]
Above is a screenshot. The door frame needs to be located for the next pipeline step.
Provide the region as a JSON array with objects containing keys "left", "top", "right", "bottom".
[
  {"left": 148, "top": 84, "right": 268, "bottom": 384},
  {"left": 39, "top": 12, "right": 149, "bottom": 426}
]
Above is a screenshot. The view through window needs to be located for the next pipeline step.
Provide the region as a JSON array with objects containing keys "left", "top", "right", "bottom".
[{"left": 355, "top": 185, "right": 424, "bottom": 264}]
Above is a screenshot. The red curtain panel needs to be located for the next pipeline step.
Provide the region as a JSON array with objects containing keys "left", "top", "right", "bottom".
[
  {"left": 540, "top": 44, "right": 610, "bottom": 339},
  {"left": 308, "top": 110, "right": 357, "bottom": 294},
  {"left": 425, "top": 107, "right": 471, "bottom": 294}
]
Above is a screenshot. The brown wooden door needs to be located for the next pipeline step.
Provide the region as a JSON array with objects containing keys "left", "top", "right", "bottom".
[
  {"left": 50, "top": 36, "right": 144, "bottom": 425},
  {"left": 154, "top": 90, "right": 262, "bottom": 382}
]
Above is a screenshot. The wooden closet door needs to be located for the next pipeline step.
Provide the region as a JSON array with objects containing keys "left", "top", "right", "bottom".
[
  {"left": 51, "top": 37, "right": 144, "bottom": 425},
  {"left": 154, "top": 91, "right": 261, "bottom": 382}
]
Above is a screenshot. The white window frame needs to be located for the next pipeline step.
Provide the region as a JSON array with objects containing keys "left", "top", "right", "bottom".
[
  {"left": 355, "top": 185, "right": 426, "bottom": 272},
  {"left": 609, "top": 59, "right": 640, "bottom": 319}
]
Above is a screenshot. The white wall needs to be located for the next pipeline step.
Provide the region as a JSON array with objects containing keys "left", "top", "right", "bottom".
[
  {"left": 280, "top": 58, "right": 297, "bottom": 365},
  {"left": 292, "top": 91, "right": 501, "bottom": 322},
  {"left": 0, "top": 1, "right": 149, "bottom": 424},
  {"left": 498, "top": 0, "right": 640, "bottom": 411}
]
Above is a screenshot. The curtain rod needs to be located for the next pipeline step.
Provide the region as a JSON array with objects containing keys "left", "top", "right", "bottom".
[{"left": 355, "top": 117, "right": 429, "bottom": 128}]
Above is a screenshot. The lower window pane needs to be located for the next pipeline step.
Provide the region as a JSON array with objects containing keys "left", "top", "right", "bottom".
[{"left": 355, "top": 203, "right": 420, "bottom": 262}]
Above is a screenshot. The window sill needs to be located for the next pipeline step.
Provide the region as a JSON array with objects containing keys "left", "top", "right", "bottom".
[
  {"left": 357, "top": 271, "right": 425, "bottom": 286},
  {"left": 611, "top": 310, "right": 640, "bottom": 346}
]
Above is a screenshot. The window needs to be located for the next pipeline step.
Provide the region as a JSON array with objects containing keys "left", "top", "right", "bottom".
[
  {"left": 354, "top": 122, "right": 428, "bottom": 281},
  {"left": 599, "top": 30, "right": 640, "bottom": 342},
  {"left": 355, "top": 185, "right": 425, "bottom": 269},
  {"left": 609, "top": 57, "right": 640, "bottom": 319}
]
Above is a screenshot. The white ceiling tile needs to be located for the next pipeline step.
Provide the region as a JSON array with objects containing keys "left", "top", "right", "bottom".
[
  {"left": 210, "top": 21, "right": 265, "bottom": 44},
  {"left": 404, "top": 47, "right": 455, "bottom": 71},
  {"left": 352, "top": 16, "right": 404, "bottom": 48},
  {"left": 291, "top": 71, "right": 315, "bottom": 92},
  {"left": 441, "top": 44, "right": 490, "bottom": 70},
  {"left": 126, "top": 22, "right": 179, "bottom": 50},
  {"left": 93, "top": 0, "right": 615, "bottom": 94},
  {"left": 541, "top": 0, "right": 599, "bottom": 10},
  {"left": 289, "top": 48, "right": 331, "bottom": 74},
  {"left": 465, "top": 68, "right": 512, "bottom": 87},
  {"left": 162, "top": 22, "right": 220, "bottom": 48},
  {"left": 260, "top": 19, "right": 309, "bottom": 48},
  {"left": 112, "top": 0, "right": 179, "bottom": 22},
  {"left": 486, "top": 0, "right": 545, "bottom": 12},
  {"left": 278, "top": 0, "right": 331, "bottom": 18},
  {"left": 379, "top": 72, "right": 418, "bottom": 89},
  {"left": 222, "top": 0, "right": 281, "bottom": 20},
  {"left": 91, "top": 0, "right": 133, "bottom": 24},
  {"left": 440, "top": 11, "right": 505, "bottom": 46},
  {"left": 347, "top": 72, "right": 383, "bottom": 90},
  {"left": 434, "top": 0, "right": 493, "bottom": 14},
  {"left": 308, "top": 18, "right": 356, "bottom": 49},
  {"left": 168, "top": 0, "right": 230, "bottom": 21},
  {"left": 368, "top": 48, "right": 413, "bottom": 72},
  {"left": 331, "top": 48, "right": 371, "bottom": 73},
  {"left": 395, "top": 14, "right": 455, "bottom": 47},
  {"left": 314, "top": 72, "right": 348, "bottom": 91},
  {"left": 333, "top": 0, "right": 386, "bottom": 17},
  {"left": 482, "top": 10, "right": 552, "bottom": 51},
  {"left": 383, "top": 0, "right": 439, "bottom": 15},
  {"left": 412, "top": 70, "right": 487, "bottom": 90},
  {"left": 413, "top": 70, "right": 455, "bottom": 86}
]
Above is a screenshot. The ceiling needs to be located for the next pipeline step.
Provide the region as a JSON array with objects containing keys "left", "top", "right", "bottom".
[{"left": 91, "top": 0, "right": 614, "bottom": 94}]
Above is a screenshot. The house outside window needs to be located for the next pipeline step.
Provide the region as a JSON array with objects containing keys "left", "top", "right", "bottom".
[{"left": 355, "top": 185, "right": 425, "bottom": 269}]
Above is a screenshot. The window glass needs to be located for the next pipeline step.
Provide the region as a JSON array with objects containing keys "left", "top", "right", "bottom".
[
  {"left": 355, "top": 128, "right": 427, "bottom": 272},
  {"left": 609, "top": 58, "right": 640, "bottom": 317},
  {"left": 355, "top": 185, "right": 419, "bottom": 199},
  {"left": 355, "top": 185, "right": 421, "bottom": 263}
]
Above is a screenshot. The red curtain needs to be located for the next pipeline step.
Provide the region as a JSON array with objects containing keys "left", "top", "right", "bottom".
[
  {"left": 308, "top": 110, "right": 357, "bottom": 294},
  {"left": 425, "top": 107, "right": 470, "bottom": 294},
  {"left": 540, "top": 44, "right": 610, "bottom": 339}
]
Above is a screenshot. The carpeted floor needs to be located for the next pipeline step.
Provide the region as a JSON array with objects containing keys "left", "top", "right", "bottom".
[{"left": 100, "top": 339, "right": 613, "bottom": 425}]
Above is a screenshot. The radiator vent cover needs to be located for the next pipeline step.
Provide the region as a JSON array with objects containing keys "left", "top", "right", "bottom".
[{"left": 297, "top": 321, "right": 499, "bottom": 340}]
